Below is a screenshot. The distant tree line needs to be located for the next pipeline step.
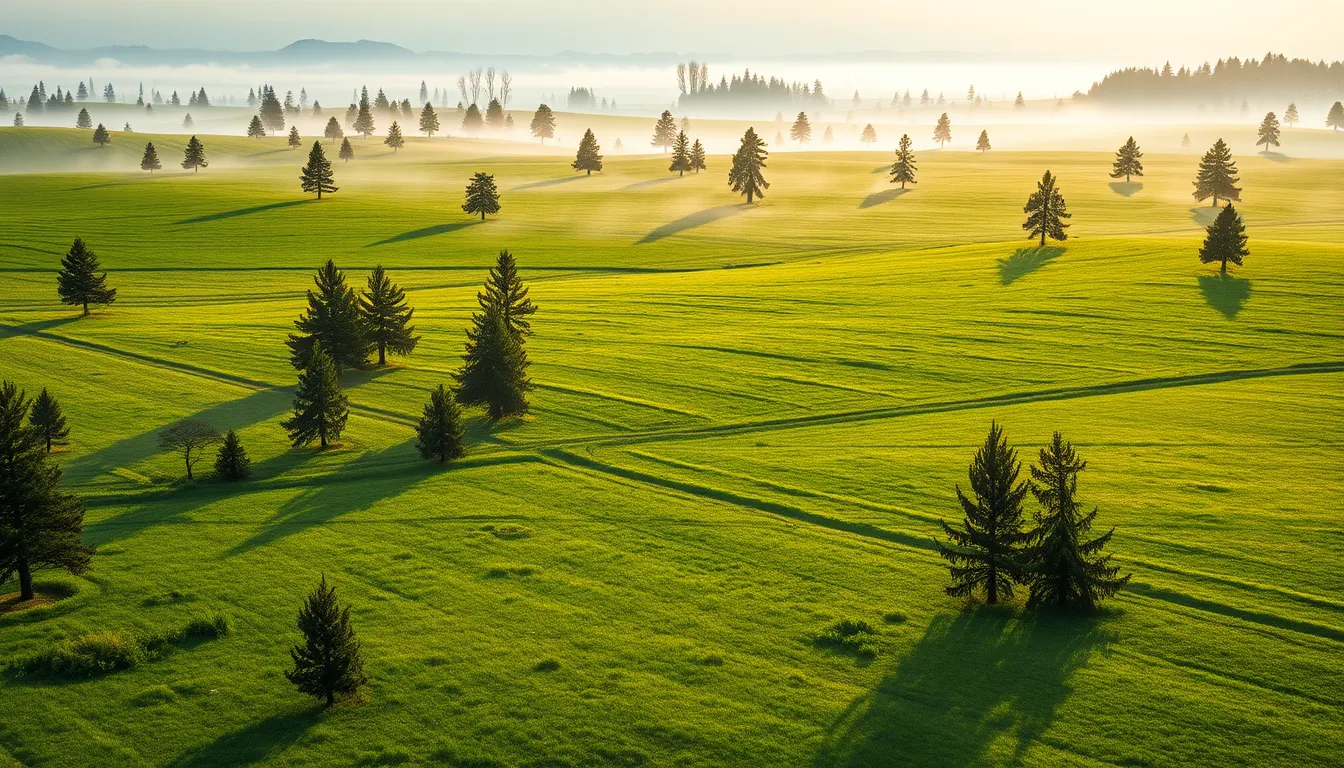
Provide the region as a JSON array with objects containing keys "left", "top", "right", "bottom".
[
  {"left": 675, "top": 62, "right": 831, "bottom": 114},
  {"left": 1086, "top": 53, "right": 1343, "bottom": 107}
]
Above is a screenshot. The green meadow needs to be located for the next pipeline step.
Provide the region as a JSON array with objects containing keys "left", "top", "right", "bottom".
[{"left": 0, "top": 123, "right": 1341, "bottom": 767}]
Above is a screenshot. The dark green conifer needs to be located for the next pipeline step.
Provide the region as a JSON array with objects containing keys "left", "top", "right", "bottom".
[
  {"left": 285, "top": 575, "right": 367, "bottom": 706},
  {"left": 384, "top": 121, "right": 404, "bottom": 152},
  {"left": 530, "top": 104, "right": 556, "bottom": 142},
  {"left": 339, "top": 137, "right": 354, "bottom": 162},
  {"left": 728, "top": 127, "right": 769, "bottom": 203},
  {"left": 28, "top": 388, "right": 69, "bottom": 453},
  {"left": 572, "top": 129, "right": 603, "bottom": 175},
  {"left": 455, "top": 309, "right": 531, "bottom": 421},
  {"left": 477, "top": 250, "right": 536, "bottom": 339},
  {"left": 418, "top": 103, "right": 440, "bottom": 137},
  {"left": 324, "top": 116, "right": 343, "bottom": 142},
  {"left": 287, "top": 126, "right": 302, "bottom": 149},
  {"left": 260, "top": 87, "right": 286, "bottom": 134},
  {"left": 287, "top": 260, "right": 369, "bottom": 373},
  {"left": 213, "top": 430, "right": 251, "bottom": 481},
  {"left": 353, "top": 87, "right": 376, "bottom": 137},
  {"left": 181, "top": 135, "right": 207, "bottom": 172},
  {"left": 140, "top": 142, "right": 161, "bottom": 173},
  {"left": 1256, "top": 112, "right": 1281, "bottom": 153},
  {"left": 1109, "top": 137, "right": 1143, "bottom": 182},
  {"left": 462, "top": 172, "right": 501, "bottom": 219},
  {"left": 889, "top": 134, "right": 917, "bottom": 188},
  {"left": 689, "top": 139, "right": 707, "bottom": 173},
  {"left": 1192, "top": 138, "right": 1242, "bottom": 206},
  {"left": 300, "top": 141, "right": 337, "bottom": 199},
  {"left": 461, "top": 103, "right": 484, "bottom": 134},
  {"left": 75, "top": 107, "right": 92, "bottom": 129},
  {"left": 651, "top": 110, "right": 677, "bottom": 151},
  {"left": 1022, "top": 170, "right": 1071, "bottom": 246},
  {"left": 359, "top": 266, "right": 419, "bottom": 366},
  {"left": 415, "top": 384, "right": 466, "bottom": 463},
  {"left": 1199, "top": 203, "right": 1249, "bottom": 274},
  {"left": 92, "top": 123, "right": 110, "bottom": 147},
  {"left": 669, "top": 131, "right": 691, "bottom": 175},
  {"left": 247, "top": 114, "right": 266, "bottom": 138},
  {"left": 485, "top": 98, "right": 505, "bottom": 129},
  {"left": 57, "top": 238, "right": 116, "bottom": 315},
  {"left": 282, "top": 342, "right": 348, "bottom": 449}
]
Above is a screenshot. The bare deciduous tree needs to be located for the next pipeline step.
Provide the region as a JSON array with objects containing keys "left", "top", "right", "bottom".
[
  {"left": 457, "top": 75, "right": 468, "bottom": 107},
  {"left": 500, "top": 72, "right": 512, "bottom": 108},
  {"left": 159, "top": 419, "right": 222, "bottom": 480},
  {"left": 677, "top": 63, "right": 687, "bottom": 94},
  {"left": 486, "top": 67, "right": 497, "bottom": 103},
  {"left": 468, "top": 68, "right": 483, "bottom": 106}
]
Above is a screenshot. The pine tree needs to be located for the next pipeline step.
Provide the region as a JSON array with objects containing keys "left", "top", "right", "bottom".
[
  {"left": 339, "top": 137, "right": 354, "bottom": 163},
  {"left": 1181, "top": 133, "right": 1191, "bottom": 148},
  {"left": 285, "top": 575, "right": 367, "bottom": 706},
  {"left": 260, "top": 87, "right": 285, "bottom": 134},
  {"left": 1025, "top": 432, "right": 1130, "bottom": 610},
  {"left": 324, "top": 117, "right": 343, "bottom": 142},
  {"left": 92, "top": 123, "right": 110, "bottom": 147},
  {"left": 181, "top": 135, "right": 208, "bottom": 172},
  {"left": 976, "top": 129, "right": 991, "bottom": 153},
  {"left": 789, "top": 111, "right": 812, "bottom": 144},
  {"left": 860, "top": 123, "right": 877, "bottom": 147},
  {"left": 668, "top": 131, "right": 691, "bottom": 175},
  {"left": 530, "top": 103, "right": 556, "bottom": 143},
  {"left": 286, "top": 126, "right": 301, "bottom": 149},
  {"left": 461, "top": 103, "right": 484, "bottom": 134},
  {"left": 1283, "top": 102, "right": 1299, "bottom": 127},
  {"left": 213, "top": 430, "right": 251, "bottom": 481},
  {"left": 28, "top": 388, "right": 69, "bottom": 453},
  {"left": 651, "top": 110, "right": 678, "bottom": 151},
  {"left": 247, "top": 114, "right": 266, "bottom": 138},
  {"left": 353, "top": 88, "right": 376, "bottom": 137},
  {"left": 182, "top": 113, "right": 194, "bottom": 131},
  {"left": 57, "top": 238, "right": 116, "bottom": 315},
  {"left": 158, "top": 419, "right": 222, "bottom": 480},
  {"left": 140, "top": 142, "right": 161, "bottom": 173},
  {"left": 384, "top": 121, "right": 404, "bottom": 152},
  {"left": 344, "top": 103, "right": 358, "bottom": 130},
  {"left": 1256, "top": 112, "right": 1281, "bottom": 153},
  {"left": 419, "top": 103, "right": 440, "bottom": 137},
  {"left": 299, "top": 141, "right": 338, "bottom": 200},
  {"left": 1328, "top": 101, "right": 1344, "bottom": 131},
  {"left": 359, "top": 266, "right": 419, "bottom": 365},
  {"left": 1192, "top": 138, "right": 1242, "bottom": 206},
  {"left": 728, "top": 127, "right": 769, "bottom": 203},
  {"left": 936, "top": 422, "right": 1031, "bottom": 605},
  {"left": 282, "top": 343, "right": 349, "bottom": 449},
  {"left": 688, "top": 139, "right": 707, "bottom": 173},
  {"left": 889, "top": 134, "right": 917, "bottom": 188},
  {"left": 287, "top": 260, "right": 369, "bottom": 373},
  {"left": 462, "top": 172, "right": 501, "bottom": 219},
  {"left": 0, "top": 381, "right": 92, "bottom": 601},
  {"left": 1199, "top": 203, "right": 1249, "bottom": 275},
  {"left": 1014, "top": 92, "right": 1025, "bottom": 108},
  {"left": 1023, "top": 171, "right": 1071, "bottom": 246},
  {"left": 1109, "top": 136, "right": 1143, "bottom": 182},
  {"left": 13, "top": 113, "right": 24, "bottom": 127},
  {"left": 485, "top": 98, "right": 505, "bottom": 129},
  {"left": 75, "top": 107, "right": 92, "bottom": 129},
  {"left": 455, "top": 309, "right": 532, "bottom": 420},
  {"left": 415, "top": 384, "right": 466, "bottom": 463},
  {"left": 477, "top": 250, "right": 536, "bottom": 339},
  {"left": 933, "top": 112, "right": 952, "bottom": 147}
]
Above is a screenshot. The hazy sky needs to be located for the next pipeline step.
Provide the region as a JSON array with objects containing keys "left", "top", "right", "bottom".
[{"left": 6, "top": 0, "right": 1342, "bottom": 62}]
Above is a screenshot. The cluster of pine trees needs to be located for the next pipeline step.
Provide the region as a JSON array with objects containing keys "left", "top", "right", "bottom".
[
  {"left": 1087, "top": 53, "right": 1343, "bottom": 107},
  {"left": 675, "top": 62, "right": 831, "bottom": 114}
]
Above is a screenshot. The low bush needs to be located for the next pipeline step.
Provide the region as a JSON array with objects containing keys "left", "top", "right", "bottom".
[
  {"left": 815, "top": 618, "right": 880, "bottom": 658},
  {"left": 11, "top": 613, "right": 231, "bottom": 678}
]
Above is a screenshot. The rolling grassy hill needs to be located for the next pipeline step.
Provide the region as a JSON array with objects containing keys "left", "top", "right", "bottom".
[{"left": 0, "top": 126, "right": 1340, "bottom": 767}]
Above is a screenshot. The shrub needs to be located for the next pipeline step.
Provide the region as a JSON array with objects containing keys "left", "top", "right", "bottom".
[
  {"left": 815, "top": 618, "right": 880, "bottom": 657},
  {"left": 44, "top": 630, "right": 143, "bottom": 676}
]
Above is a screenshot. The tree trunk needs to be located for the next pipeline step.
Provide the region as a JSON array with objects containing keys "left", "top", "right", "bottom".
[
  {"left": 1221, "top": 257, "right": 1227, "bottom": 275},
  {"left": 83, "top": 301, "right": 89, "bottom": 316},
  {"left": 378, "top": 342, "right": 386, "bottom": 366},
  {"left": 185, "top": 450, "right": 193, "bottom": 479},
  {"left": 317, "top": 187, "right": 322, "bottom": 200},
  {"left": 480, "top": 210, "right": 485, "bottom": 221},
  {"left": 1040, "top": 229, "right": 1046, "bottom": 247},
  {"left": 986, "top": 566, "right": 997, "bottom": 605},
  {"left": 18, "top": 561, "right": 33, "bottom": 601},
  {"left": 326, "top": 690, "right": 334, "bottom": 707}
]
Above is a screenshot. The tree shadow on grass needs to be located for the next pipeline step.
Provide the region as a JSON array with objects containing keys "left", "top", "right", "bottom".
[
  {"left": 365, "top": 220, "right": 482, "bottom": 247},
  {"left": 1189, "top": 206, "right": 1220, "bottom": 227},
  {"left": 859, "top": 188, "right": 910, "bottom": 209},
  {"left": 1108, "top": 181, "right": 1143, "bottom": 197},
  {"left": 997, "top": 246, "right": 1065, "bottom": 286},
  {"left": 511, "top": 175, "right": 587, "bottom": 191},
  {"left": 168, "top": 708, "right": 323, "bottom": 768},
  {"left": 1197, "top": 273, "right": 1251, "bottom": 319},
  {"left": 812, "top": 609, "right": 1115, "bottom": 768},
  {"left": 638, "top": 204, "right": 747, "bottom": 244},
  {"left": 0, "top": 315, "right": 82, "bottom": 338},
  {"left": 172, "top": 199, "right": 316, "bottom": 225},
  {"left": 623, "top": 176, "right": 680, "bottom": 190},
  {"left": 1261, "top": 151, "right": 1290, "bottom": 163}
]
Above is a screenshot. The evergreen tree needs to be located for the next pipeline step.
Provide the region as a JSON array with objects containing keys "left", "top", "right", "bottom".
[
  {"left": 530, "top": 104, "right": 556, "bottom": 142},
  {"left": 339, "top": 137, "right": 354, "bottom": 163},
  {"left": 282, "top": 343, "right": 349, "bottom": 448},
  {"left": 1199, "top": 203, "right": 1249, "bottom": 274},
  {"left": 287, "top": 260, "right": 369, "bottom": 373},
  {"left": 688, "top": 139, "right": 707, "bottom": 173},
  {"left": 1025, "top": 432, "right": 1130, "bottom": 610},
  {"left": 477, "top": 250, "right": 537, "bottom": 339},
  {"left": 57, "top": 238, "right": 116, "bottom": 315},
  {"left": 789, "top": 111, "right": 812, "bottom": 144},
  {"left": 92, "top": 123, "right": 110, "bottom": 147},
  {"left": 13, "top": 113, "right": 24, "bottom": 127},
  {"left": 933, "top": 112, "right": 952, "bottom": 146},
  {"left": 1109, "top": 136, "right": 1143, "bottom": 182},
  {"left": 651, "top": 110, "right": 678, "bottom": 151},
  {"left": 158, "top": 419, "right": 222, "bottom": 480},
  {"left": 344, "top": 103, "right": 358, "bottom": 130},
  {"left": 462, "top": 172, "right": 501, "bottom": 219},
  {"left": 485, "top": 98, "right": 505, "bottom": 129},
  {"left": 28, "top": 388, "right": 69, "bottom": 453},
  {"left": 353, "top": 87, "right": 376, "bottom": 137},
  {"left": 285, "top": 575, "right": 367, "bottom": 706},
  {"left": 860, "top": 123, "right": 877, "bottom": 147},
  {"left": 889, "top": 134, "right": 917, "bottom": 188},
  {"left": 260, "top": 87, "right": 285, "bottom": 134},
  {"left": 1256, "top": 111, "right": 1281, "bottom": 153},
  {"left": 213, "top": 430, "right": 251, "bottom": 481},
  {"left": 324, "top": 116, "right": 343, "bottom": 142},
  {"left": 181, "top": 135, "right": 208, "bottom": 172},
  {"left": 1283, "top": 102, "right": 1299, "bottom": 127},
  {"left": 182, "top": 113, "right": 194, "bottom": 131},
  {"left": 247, "top": 114, "right": 266, "bottom": 138},
  {"left": 1023, "top": 171, "right": 1071, "bottom": 246},
  {"left": 976, "top": 129, "right": 991, "bottom": 153},
  {"left": 936, "top": 422, "right": 1031, "bottom": 605},
  {"left": 419, "top": 103, "right": 440, "bottom": 137},
  {"left": 728, "top": 127, "right": 769, "bottom": 203},
  {"left": 461, "top": 103, "right": 484, "bottom": 134},
  {"left": 384, "top": 121, "right": 404, "bottom": 152},
  {"left": 287, "top": 126, "right": 302, "bottom": 149},
  {"left": 1181, "top": 132, "right": 1191, "bottom": 148},
  {"left": 299, "top": 141, "right": 338, "bottom": 200},
  {"left": 0, "top": 381, "right": 92, "bottom": 601},
  {"left": 1328, "top": 101, "right": 1344, "bottom": 131},
  {"left": 1015, "top": 91, "right": 1025, "bottom": 108},
  {"left": 140, "top": 142, "right": 161, "bottom": 173},
  {"left": 415, "top": 384, "right": 466, "bottom": 463},
  {"left": 455, "top": 309, "right": 532, "bottom": 420},
  {"left": 75, "top": 107, "right": 92, "bottom": 129},
  {"left": 1192, "top": 138, "right": 1242, "bottom": 206},
  {"left": 359, "top": 266, "right": 419, "bottom": 366},
  {"left": 668, "top": 131, "right": 691, "bottom": 175}
]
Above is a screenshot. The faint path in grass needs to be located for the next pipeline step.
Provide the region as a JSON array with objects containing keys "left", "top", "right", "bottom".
[
  {"left": 1198, "top": 274, "right": 1251, "bottom": 319},
  {"left": 172, "top": 199, "right": 316, "bottom": 225},
  {"left": 365, "top": 220, "right": 483, "bottom": 247},
  {"left": 638, "top": 205, "right": 748, "bottom": 244},
  {"left": 998, "top": 246, "right": 1065, "bottom": 285}
]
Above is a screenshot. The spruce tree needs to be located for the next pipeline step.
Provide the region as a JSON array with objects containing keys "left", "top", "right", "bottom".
[
  {"left": 1181, "top": 133, "right": 1191, "bottom": 148},
  {"left": 324, "top": 116, "right": 343, "bottom": 142},
  {"left": 247, "top": 114, "right": 266, "bottom": 138},
  {"left": 13, "top": 113, "right": 24, "bottom": 127},
  {"left": 860, "top": 123, "right": 877, "bottom": 147},
  {"left": 688, "top": 139, "right": 707, "bottom": 173},
  {"left": 181, "top": 135, "right": 208, "bottom": 172},
  {"left": 976, "top": 129, "right": 991, "bottom": 153},
  {"left": 1015, "top": 92, "right": 1025, "bottom": 108},
  {"left": 419, "top": 103, "right": 440, "bottom": 137},
  {"left": 285, "top": 575, "right": 367, "bottom": 706},
  {"left": 1192, "top": 138, "right": 1242, "bottom": 206},
  {"left": 1283, "top": 103, "right": 1299, "bottom": 127},
  {"left": 485, "top": 99, "right": 505, "bottom": 129},
  {"left": 384, "top": 121, "right": 404, "bottom": 152},
  {"left": 461, "top": 103, "right": 484, "bottom": 134},
  {"left": 933, "top": 112, "right": 952, "bottom": 147},
  {"left": 1109, "top": 136, "right": 1143, "bottom": 183},
  {"left": 339, "top": 137, "right": 354, "bottom": 163},
  {"left": 789, "top": 111, "right": 812, "bottom": 144},
  {"left": 57, "top": 238, "right": 116, "bottom": 315},
  {"left": 478, "top": 250, "right": 536, "bottom": 339},
  {"left": 530, "top": 103, "right": 556, "bottom": 143},
  {"left": 140, "top": 142, "right": 161, "bottom": 173},
  {"left": 76, "top": 107, "right": 92, "bottom": 129},
  {"left": 1256, "top": 112, "right": 1281, "bottom": 153},
  {"left": 28, "top": 388, "right": 69, "bottom": 453},
  {"left": 353, "top": 88, "right": 376, "bottom": 137},
  {"left": 936, "top": 421, "right": 1031, "bottom": 605},
  {"left": 92, "top": 123, "right": 110, "bottom": 147},
  {"left": 1022, "top": 170, "right": 1071, "bottom": 246},
  {"left": 1199, "top": 203, "right": 1249, "bottom": 275},
  {"left": 0, "top": 381, "right": 92, "bottom": 601},
  {"left": 260, "top": 87, "right": 285, "bottom": 134},
  {"left": 651, "top": 110, "right": 678, "bottom": 151},
  {"left": 728, "top": 127, "right": 769, "bottom": 203},
  {"left": 455, "top": 309, "right": 532, "bottom": 420},
  {"left": 1327, "top": 101, "right": 1344, "bottom": 131},
  {"left": 300, "top": 141, "right": 337, "bottom": 200},
  {"left": 1025, "top": 432, "right": 1130, "bottom": 610},
  {"left": 359, "top": 266, "right": 419, "bottom": 366},
  {"left": 287, "top": 126, "right": 302, "bottom": 149},
  {"left": 182, "top": 113, "right": 194, "bottom": 131},
  {"left": 214, "top": 430, "right": 251, "bottom": 481},
  {"left": 287, "top": 260, "right": 370, "bottom": 373},
  {"left": 889, "top": 134, "right": 917, "bottom": 188},
  {"left": 282, "top": 343, "right": 349, "bottom": 449},
  {"left": 667, "top": 131, "right": 691, "bottom": 175},
  {"left": 415, "top": 384, "right": 466, "bottom": 463},
  {"left": 462, "top": 172, "right": 501, "bottom": 219}
]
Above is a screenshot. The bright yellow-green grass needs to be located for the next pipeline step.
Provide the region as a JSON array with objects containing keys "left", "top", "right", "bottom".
[{"left": 0, "top": 125, "right": 1341, "bottom": 768}]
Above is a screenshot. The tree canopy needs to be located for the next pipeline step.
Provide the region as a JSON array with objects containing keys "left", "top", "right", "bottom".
[
  {"left": 572, "top": 129, "right": 603, "bottom": 175},
  {"left": 1023, "top": 170, "right": 1071, "bottom": 246},
  {"left": 57, "top": 238, "right": 116, "bottom": 315},
  {"left": 300, "top": 141, "right": 338, "bottom": 199},
  {"left": 728, "top": 127, "right": 769, "bottom": 203},
  {"left": 462, "top": 172, "right": 501, "bottom": 219},
  {"left": 1192, "top": 139, "right": 1242, "bottom": 206},
  {"left": 1199, "top": 203, "right": 1249, "bottom": 274}
]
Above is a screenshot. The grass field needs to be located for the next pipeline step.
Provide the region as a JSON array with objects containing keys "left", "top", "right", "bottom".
[{"left": 0, "top": 124, "right": 1341, "bottom": 768}]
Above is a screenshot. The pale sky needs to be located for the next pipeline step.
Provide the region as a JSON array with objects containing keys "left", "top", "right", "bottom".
[{"left": 5, "top": 0, "right": 1342, "bottom": 62}]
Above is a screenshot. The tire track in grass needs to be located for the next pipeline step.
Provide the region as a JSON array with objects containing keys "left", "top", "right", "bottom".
[{"left": 1125, "top": 581, "right": 1344, "bottom": 643}]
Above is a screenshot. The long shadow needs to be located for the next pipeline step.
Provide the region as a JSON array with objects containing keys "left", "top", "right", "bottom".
[
  {"left": 0, "top": 315, "right": 82, "bottom": 338},
  {"left": 812, "top": 609, "right": 1114, "bottom": 768},
  {"left": 0, "top": 243, "right": 64, "bottom": 257},
  {"left": 365, "top": 220, "right": 482, "bottom": 247},
  {"left": 169, "top": 709, "right": 322, "bottom": 768},
  {"left": 173, "top": 199, "right": 316, "bottom": 225},
  {"left": 1108, "top": 181, "right": 1143, "bottom": 197},
  {"left": 638, "top": 204, "right": 747, "bottom": 244},
  {"left": 997, "top": 246, "right": 1065, "bottom": 285},
  {"left": 1189, "top": 206, "right": 1219, "bottom": 227},
  {"left": 1197, "top": 273, "right": 1251, "bottom": 319},
  {"left": 623, "top": 176, "right": 680, "bottom": 190},
  {"left": 511, "top": 175, "right": 586, "bottom": 191},
  {"left": 859, "top": 188, "right": 910, "bottom": 209},
  {"left": 871, "top": 165, "right": 889, "bottom": 174},
  {"left": 1261, "top": 151, "right": 1290, "bottom": 163},
  {"left": 72, "top": 177, "right": 168, "bottom": 192}
]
